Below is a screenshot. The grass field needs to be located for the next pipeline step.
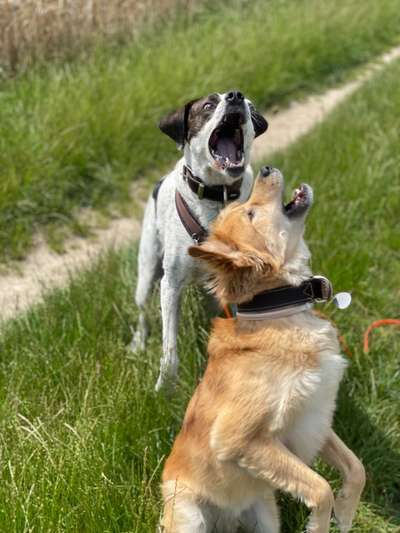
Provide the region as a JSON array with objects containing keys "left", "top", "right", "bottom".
[
  {"left": 1, "top": 0, "right": 400, "bottom": 262},
  {"left": 1, "top": 57, "right": 399, "bottom": 531}
]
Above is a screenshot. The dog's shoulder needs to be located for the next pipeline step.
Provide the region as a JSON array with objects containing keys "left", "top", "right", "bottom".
[
  {"left": 206, "top": 314, "right": 346, "bottom": 429},
  {"left": 208, "top": 315, "right": 324, "bottom": 367}
]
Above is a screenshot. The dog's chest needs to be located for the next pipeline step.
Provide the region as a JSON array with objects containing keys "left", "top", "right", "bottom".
[{"left": 279, "top": 349, "right": 347, "bottom": 464}]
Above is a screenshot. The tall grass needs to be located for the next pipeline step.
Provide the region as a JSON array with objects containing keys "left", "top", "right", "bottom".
[
  {"left": 1, "top": 0, "right": 400, "bottom": 261},
  {"left": 0, "top": 59, "right": 400, "bottom": 531},
  {"left": 0, "top": 0, "right": 196, "bottom": 73}
]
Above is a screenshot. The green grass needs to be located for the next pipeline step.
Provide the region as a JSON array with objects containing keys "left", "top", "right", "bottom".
[
  {"left": 1, "top": 0, "right": 400, "bottom": 261},
  {"left": 0, "top": 249, "right": 206, "bottom": 532},
  {"left": 269, "top": 60, "right": 400, "bottom": 531},
  {"left": 1, "top": 55, "right": 400, "bottom": 532}
]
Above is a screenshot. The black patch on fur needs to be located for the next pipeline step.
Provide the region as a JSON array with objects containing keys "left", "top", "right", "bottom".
[
  {"left": 186, "top": 93, "right": 221, "bottom": 141},
  {"left": 158, "top": 93, "right": 221, "bottom": 146},
  {"left": 249, "top": 104, "right": 268, "bottom": 138}
]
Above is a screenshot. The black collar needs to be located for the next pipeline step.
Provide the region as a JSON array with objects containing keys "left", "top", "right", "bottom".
[
  {"left": 183, "top": 165, "right": 243, "bottom": 203},
  {"left": 236, "top": 276, "right": 333, "bottom": 319}
]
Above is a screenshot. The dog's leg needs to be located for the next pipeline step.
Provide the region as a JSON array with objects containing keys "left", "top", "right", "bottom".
[
  {"left": 130, "top": 198, "right": 162, "bottom": 352},
  {"left": 160, "top": 480, "right": 210, "bottom": 533},
  {"left": 320, "top": 430, "right": 365, "bottom": 533},
  {"left": 155, "top": 271, "right": 184, "bottom": 391},
  {"left": 236, "top": 439, "right": 334, "bottom": 533},
  {"left": 160, "top": 499, "right": 208, "bottom": 533},
  {"left": 239, "top": 494, "right": 279, "bottom": 533}
]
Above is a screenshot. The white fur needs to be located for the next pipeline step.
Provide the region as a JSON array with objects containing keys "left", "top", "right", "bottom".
[
  {"left": 162, "top": 480, "right": 278, "bottom": 533},
  {"left": 131, "top": 92, "right": 259, "bottom": 390}
]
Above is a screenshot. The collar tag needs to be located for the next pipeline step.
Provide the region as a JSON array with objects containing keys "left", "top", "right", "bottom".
[{"left": 332, "top": 292, "right": 352, "bottom": 310}]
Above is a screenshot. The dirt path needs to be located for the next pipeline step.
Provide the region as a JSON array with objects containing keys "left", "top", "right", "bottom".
[
  {"left": 1, "top": 43, "right": 400, "bottom": 323},
  {"left": 0, "top": 218, "right": 141, "bottom": 322},
  {"left": 252, "top": 44, "right": 400, "bottom": 160}
]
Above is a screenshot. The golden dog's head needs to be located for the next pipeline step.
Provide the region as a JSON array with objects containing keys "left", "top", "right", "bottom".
[{"left": 189, "top": 166, "right": 313, "bottom": 304}]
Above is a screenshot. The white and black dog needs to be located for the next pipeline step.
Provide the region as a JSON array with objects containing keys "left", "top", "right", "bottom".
[{"left": 131, "top": 90, "right": 268, "bottom": 390}]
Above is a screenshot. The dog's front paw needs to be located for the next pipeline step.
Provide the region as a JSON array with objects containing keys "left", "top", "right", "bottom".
[
  {"left": 128, "top": 327, "right": 147, "bottom": 353},
  {"left": 155, "top": 371, "right": 177, "bottom": 394},
  {"left": 155, "top": 357, "right": 179, "bottom": 394}
]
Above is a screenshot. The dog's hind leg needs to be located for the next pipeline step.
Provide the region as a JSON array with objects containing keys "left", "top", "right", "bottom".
[
  {"left": 320, "top": 430, "right": 365, "bottom": 533},
  {"left": 160, "top": 481, "right": 210, "bottom": 533},
  {"left": 130, "top": 197, "right": 162, "bottom": 352},
  {"left": 238, "top": 494, "right": 279, "bottom": 533}
]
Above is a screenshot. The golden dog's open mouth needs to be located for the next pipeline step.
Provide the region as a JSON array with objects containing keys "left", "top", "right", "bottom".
[{"left": 284, "top": 184, "right": 313, "bottom": 217}]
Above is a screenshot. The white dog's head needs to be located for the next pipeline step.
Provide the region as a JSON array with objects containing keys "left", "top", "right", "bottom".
[{"left": 159, "top": 91, "right": 268, "bottom": 180}]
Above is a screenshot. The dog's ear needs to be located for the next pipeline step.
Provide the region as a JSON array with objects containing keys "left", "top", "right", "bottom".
[
  {"left": 249, "top": 104, "right": 268, "bottom": 138},
  {"left": 158, "top": 99, "right": 197, "bottom": 147},
  {"left": 189, "top": 239, "right": 277, "bottom": 273},
  {"left": 189, "top": 240, "right": 245, "bottom": 270}
]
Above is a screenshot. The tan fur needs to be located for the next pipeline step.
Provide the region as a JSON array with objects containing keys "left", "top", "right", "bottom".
[{"left": 160, "top": 169, "right": 365, "bottom": 533}]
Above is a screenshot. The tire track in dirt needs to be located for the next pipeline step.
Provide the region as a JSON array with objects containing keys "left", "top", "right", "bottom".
[{"left": 252, "top": 44, "right": 400, "bottom": 160}]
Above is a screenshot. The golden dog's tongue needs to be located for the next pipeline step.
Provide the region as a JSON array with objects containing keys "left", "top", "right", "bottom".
[{"left": 216, "top": 136, "right": 238, "bottom": 163}]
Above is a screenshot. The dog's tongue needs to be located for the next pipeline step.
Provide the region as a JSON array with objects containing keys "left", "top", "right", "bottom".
[{"left": 216, "top": 136, "right": 237, "bottom": 163}]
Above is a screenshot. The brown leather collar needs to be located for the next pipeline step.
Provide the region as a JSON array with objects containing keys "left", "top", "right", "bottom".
[
  {"left": 183, "top": 165, "right": 243, "bottom": 203},
  {"left": 175, "top": 191, "right": 208, "bottom": 244}
]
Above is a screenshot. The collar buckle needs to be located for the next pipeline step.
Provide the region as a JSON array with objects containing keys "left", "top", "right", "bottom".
[
  {"left": 197, "top": 182, "right": 205, "bottom": 199},
  {"left": 312, "top": 275, "right": 333, "bottom": 302}
]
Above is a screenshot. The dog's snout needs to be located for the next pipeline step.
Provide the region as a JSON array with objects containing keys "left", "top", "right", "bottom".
[
  {"left": 226, "top": 90, "right": 244, "bottom": 105},
  {"left": 260, "top": 165, "right": 273, "bottom": 178},
  {"left": 256, "top": 166, "right": 283, "bottom": 191}
]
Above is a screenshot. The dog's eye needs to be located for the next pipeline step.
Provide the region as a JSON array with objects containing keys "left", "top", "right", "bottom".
[
  {"left": 247, "top": 208, "right": 255, "bottom": 221},
  {"left": 203, "top": 102, "right": 215, "bottom": 111}
]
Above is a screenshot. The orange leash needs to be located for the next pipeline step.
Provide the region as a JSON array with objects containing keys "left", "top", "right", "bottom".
[
  {"left": 363, "top": 319, "right": 400, "bottom": 353},
  {"left": 223, "top": 304, "right": 232, "bottom": 318},
  {"left": 338, "top": 335, "right": 353, "bottom": 358}
]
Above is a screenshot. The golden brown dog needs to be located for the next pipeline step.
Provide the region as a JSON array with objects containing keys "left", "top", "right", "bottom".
[{"left": 160, "top": 167, "right": 365, "bottom": 533}]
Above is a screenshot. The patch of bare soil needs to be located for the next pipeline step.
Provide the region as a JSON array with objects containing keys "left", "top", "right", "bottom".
[{"left": 0, "top": 217, "right": 140, "bottom": 322}]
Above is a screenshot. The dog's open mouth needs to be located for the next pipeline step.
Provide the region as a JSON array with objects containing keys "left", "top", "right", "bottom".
[
  {"left": 284, "top": 184, "right": 313, "bottom": 217},
  {"left": 209, "top": 119, "right": 244, "bottom": 173}
]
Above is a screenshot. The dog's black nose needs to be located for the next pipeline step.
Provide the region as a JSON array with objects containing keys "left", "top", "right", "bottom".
[
  {"left": 226, "top": 90, "right": 244, "bottom": 105},
  {"left": 260, "top": 165, "right": 273, "bottom": 177}
]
